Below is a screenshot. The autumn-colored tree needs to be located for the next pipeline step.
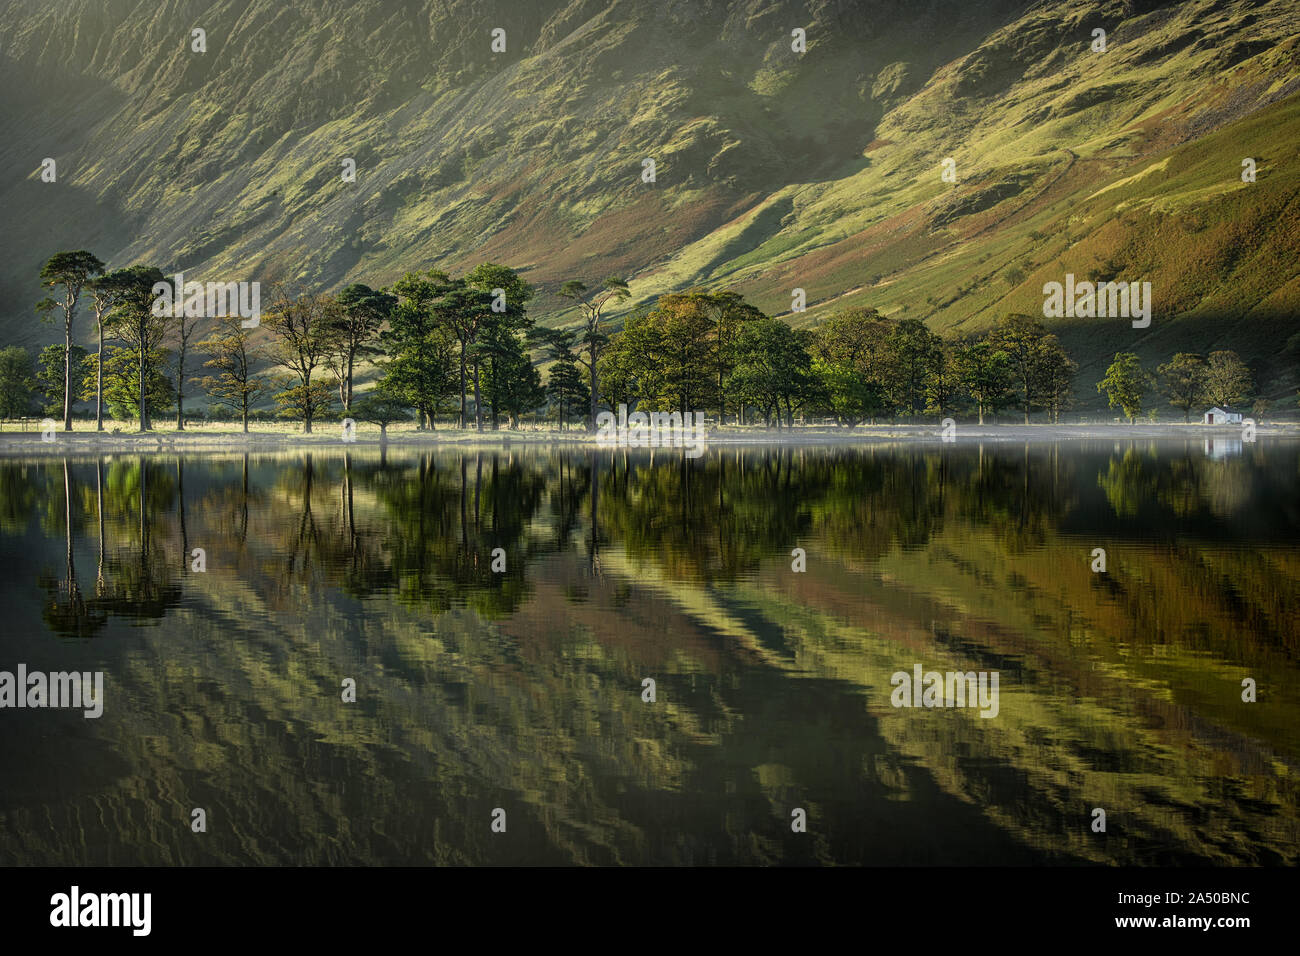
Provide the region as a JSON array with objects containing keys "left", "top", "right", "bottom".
[{"left": 194, "top": 320, "right": 266, "bottom": 433}]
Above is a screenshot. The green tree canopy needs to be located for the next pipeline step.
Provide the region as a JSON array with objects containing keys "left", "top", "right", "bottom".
[
  {"left": 104, "top": 264, "right": 168, "bottom": 431},
  {"left": 1203, "top": 350, "right": 1253, "bottom": 409},
  {"left": 0, "top": 346, "right": 36, "bottom": 420},
  {"left": 1097, "top": 352, "right": 1150, "bottom": 424},
  {"left": 1157, "top": 352, "right": 1207, "bottom": 422}
]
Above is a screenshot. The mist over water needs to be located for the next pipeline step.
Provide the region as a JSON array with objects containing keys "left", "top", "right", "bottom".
[{"left": 0, "top": 441, "right": 1296, "bottom": 865}]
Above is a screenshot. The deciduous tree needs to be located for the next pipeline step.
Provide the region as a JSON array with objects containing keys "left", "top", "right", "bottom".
[
  {"left": 194, "top": 320, "right": 266, "bottom": 433},
  {"left": 1157, "top": 353, "right": 1207, "bottom": 423},
  {"left": 0, "top": 346, "right": 36, "bottom": 420},
  {"left": 989, "top": 314, "right": 1051, "bottom": 424},
  {"left": 953, "top": 339, "right": 1012, "bottom": 425},
  {"left": 265, "top": 284, "right": 339, "bottom": 433},
  {"left": 1097, "top": 352, "right": 1149, "bottom": 424},
  {"left": 1203, "top": 350, "right": 1252, "bottom": 409}
]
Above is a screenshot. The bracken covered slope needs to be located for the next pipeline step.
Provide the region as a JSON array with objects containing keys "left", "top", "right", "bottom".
[{"left": 1, "top": 0, "right": 1297, "bottom": 399}]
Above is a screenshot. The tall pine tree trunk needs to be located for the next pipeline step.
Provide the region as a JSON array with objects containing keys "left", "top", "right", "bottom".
[
  {"left": 345, "top": 352, "right": 354, "bottom": 412},
  {"left": 63, "top": 316, "right": 73, "bottom": 431},
  {"left": 95, "top": 321, "right": 104, "bottom": 431},
  {"left": 588, "top": 347, "right": 598, "bottom": 433},
  {"left": 175, "top": 340, "right": 186, "bottom": 430}
]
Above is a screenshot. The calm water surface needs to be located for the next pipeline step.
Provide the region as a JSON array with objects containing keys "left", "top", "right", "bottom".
[{"left": 0, "top": 440, "right": 1296, "bottom": 865}]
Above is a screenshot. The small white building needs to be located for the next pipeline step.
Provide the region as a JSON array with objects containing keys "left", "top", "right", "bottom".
[{"left": 1202, "top": 406, "right": 1243, "bottom": 425}]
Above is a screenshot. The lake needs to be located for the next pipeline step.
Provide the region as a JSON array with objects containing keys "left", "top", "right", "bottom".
[{"left": 0, "top": 440, "right": 1296, "bottom": 865}]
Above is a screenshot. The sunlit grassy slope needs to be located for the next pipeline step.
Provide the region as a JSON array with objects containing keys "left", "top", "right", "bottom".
[
  {"left": 626, "top": 4, "right": 1300, "bottom": 405},
  {"left": 0, "top": 0, "right": 1297, "bottom": 404}
]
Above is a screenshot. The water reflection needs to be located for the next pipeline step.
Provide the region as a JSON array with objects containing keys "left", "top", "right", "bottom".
[{"left": 0, "top": 441, "right": 1296, "bottom": 865}]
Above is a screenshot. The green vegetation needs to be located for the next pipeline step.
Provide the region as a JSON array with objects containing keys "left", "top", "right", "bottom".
[
  {"left": 1203, "top": 350, "right": 1254, "bottom": 409},
  {"left": 1158, "top": 352, "right": 1209, "bottom": 422},
  {"left": 1097, "top": 352, "right": 1150, "bottom": 424},
  {"left": 7, "top": 2, "right": 1299, "bottom": 429},
  {"left": 35, "top": 343, "right": 87, "bottom": 417},
  {"left": 558, "top": 278, "right": 631, "bottom": 430},
  {"left": 0, "top": 346, "right": 35, "bottom": 420},
  {"left": 264, "top": 285, "right": 340, "bottom": 433},
  {"left": 4, "top": 250, "right": 1276, "bottom": 430},
  {"left": 83, "top": 346, "right": 174, "bottom": 422},
  {"left": 351, "top": 388, "right": 413, "bottom": 440},
  {"left": 106, "top": 265, "right": 170, "bottom": 431}
]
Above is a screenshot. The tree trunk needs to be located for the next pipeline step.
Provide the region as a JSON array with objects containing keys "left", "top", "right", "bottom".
[
  {"left": 345, "top": 353, "right": 354, "bottom": 411},
  {"left": 63, "top": 314, "right": 73, "bottom": 431},
  {"left": 138, "top": 345, "right": 147, "bottom": 432},
  {"left": 96, "top": 321, "right": 104, "bottom": 431},
  {"left": 491, "top": 362, "right": 499, "bottom": 431},
  {"left": 472, "top": 361, "right": 483, "bottom": 431},
  {"left": 175, "top": 341, "right": 185, "bottom": 430},
  {"left": 718, "top": 361, "right": 726, "bottom": 427},
  {"left": 459, "top": 346, "right": 468, "bottom": 428},
  {"left": 589, "top": 348, "right": 598, "bottom": 432}
]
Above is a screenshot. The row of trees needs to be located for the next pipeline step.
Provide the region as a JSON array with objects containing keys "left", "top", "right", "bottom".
[
  {"left": 600, "top": 302, "right": 1077, "bottom": 427},
  {"left": 19, "top": 250, "right": 571, "bottom": 434},
  {"left": 10, "top": 249, "right": 1273, "bottom": 433},
  {"left": 1098, "top": 350, "right": 1260, "bottom": 423}
]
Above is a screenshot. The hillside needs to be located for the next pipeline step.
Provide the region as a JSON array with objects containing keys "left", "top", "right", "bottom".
[{"left": 1, "top": 0, "right": 1298, "bottom": 406}]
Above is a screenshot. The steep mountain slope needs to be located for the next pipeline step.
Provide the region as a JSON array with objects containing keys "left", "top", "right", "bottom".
[{"left": 1, "top": 0, "right": 1297, "bottom": 402}]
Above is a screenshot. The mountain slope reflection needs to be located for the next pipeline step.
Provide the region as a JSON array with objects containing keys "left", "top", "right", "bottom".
[{"left": 0, "top": 442, "right": 1294, "bottom": 865}]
